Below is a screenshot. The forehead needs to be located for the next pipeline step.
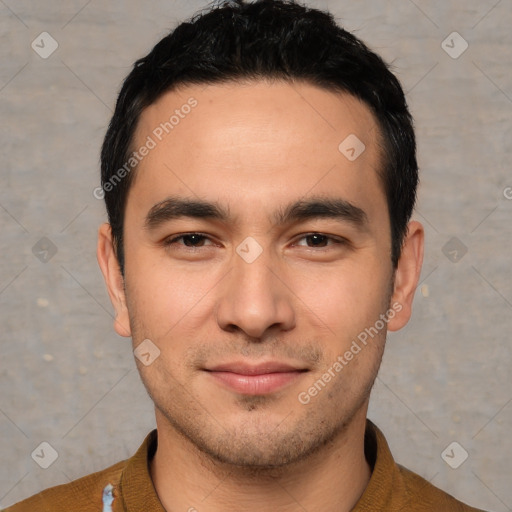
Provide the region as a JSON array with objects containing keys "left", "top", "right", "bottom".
[{"left": 128, "top": 80, "right": 386, "bottom": 226}]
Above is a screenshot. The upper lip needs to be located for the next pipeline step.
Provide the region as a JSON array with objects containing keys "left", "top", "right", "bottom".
[{"left": 205, "top": 361, "right": 308, "bottom": 375}]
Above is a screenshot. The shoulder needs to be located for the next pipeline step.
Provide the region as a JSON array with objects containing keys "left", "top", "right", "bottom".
[
  {"left": 3, "top": 430, "right": 159, "bottom": 512},
  {"left": 397, "top": 463, "right": 487, "bottom": 512},
  {"left": 360, "top": 420, "right": 488, "bottom": 512},
  {"left": 2, "top": 459, "right": 127, "bottom": 512}
]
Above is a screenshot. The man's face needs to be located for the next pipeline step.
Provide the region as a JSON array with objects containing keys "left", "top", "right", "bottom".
[{"left": 115, "top": 81, "right": 399, "bottom": 466}]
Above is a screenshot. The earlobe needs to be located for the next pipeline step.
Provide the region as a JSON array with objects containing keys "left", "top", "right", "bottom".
[
  {"left": 114, "top": 311, "right": 131, "bottom": 338},
  {"left": 96, "top": 223, "right": 132, "bottom": 338},
  {"left": 387, "top": 220, "right": 424, "bottom": 332}
]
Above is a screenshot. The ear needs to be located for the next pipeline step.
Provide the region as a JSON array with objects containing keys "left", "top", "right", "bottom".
[
  {"left": 387, "top": 220, "right": 424, "bottom": 332},
  {"left": 96, "top": 223, "right": 132, "bottom": 338}
]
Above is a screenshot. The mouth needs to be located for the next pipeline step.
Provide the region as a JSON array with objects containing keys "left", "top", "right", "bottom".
[{"left": 203, "top": 361, "right": 309, "bottom": 395}]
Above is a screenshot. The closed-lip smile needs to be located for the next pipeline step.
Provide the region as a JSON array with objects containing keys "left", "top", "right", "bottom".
[{"left": 204, "top": 360, "right": 309, "bottom": 395}]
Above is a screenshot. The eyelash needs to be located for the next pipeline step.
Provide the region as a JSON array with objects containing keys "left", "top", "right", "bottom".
[{"left": 163, "top": 232, "right": 346, "bottom": 251}]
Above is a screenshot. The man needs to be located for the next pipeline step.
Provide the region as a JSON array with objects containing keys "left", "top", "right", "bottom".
[{"left": 5, "top": 0, "right": 487, "bottom": 511}]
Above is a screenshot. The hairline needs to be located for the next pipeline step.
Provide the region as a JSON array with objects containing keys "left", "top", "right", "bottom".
[{"left": 123, "top": 76, "right": 391, "bottom": 217}]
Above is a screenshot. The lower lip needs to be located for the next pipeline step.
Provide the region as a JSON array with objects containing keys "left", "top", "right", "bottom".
[{"left": 207, "top": 371, "right": 305, "bottom": 395}]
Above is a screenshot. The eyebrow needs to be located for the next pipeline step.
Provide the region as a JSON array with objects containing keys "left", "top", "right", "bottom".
[{"left": 143, "top": 195, "right": 368, "bottom": 231}]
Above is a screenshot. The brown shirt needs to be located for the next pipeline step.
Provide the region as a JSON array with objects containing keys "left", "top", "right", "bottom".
[{"left": 3, "top": 420, "right": 486, "bottom": 512}]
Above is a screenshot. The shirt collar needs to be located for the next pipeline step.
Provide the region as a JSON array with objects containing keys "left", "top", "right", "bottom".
[
  {"left": 352, "top": 419, "right": 404, "bottom": 510},
  {"left": 118, "top": 419, "right": 399, "bottom": 511},
  {"left": 118, "top": 429, "right": 165, "bottom": 511}
]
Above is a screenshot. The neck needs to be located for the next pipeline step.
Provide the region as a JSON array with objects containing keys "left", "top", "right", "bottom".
[{"left": 150, "top": 407, "right": 372, "bottom": 512}]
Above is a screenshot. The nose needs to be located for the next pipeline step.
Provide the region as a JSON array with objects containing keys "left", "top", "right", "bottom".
[{"left": 215, "top": 243, "right": 296, "bottom": 340}]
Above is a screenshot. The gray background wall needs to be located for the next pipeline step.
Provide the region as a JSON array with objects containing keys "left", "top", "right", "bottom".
[{"left": 0, "top": 1, "right": 511, "bottom": 510}]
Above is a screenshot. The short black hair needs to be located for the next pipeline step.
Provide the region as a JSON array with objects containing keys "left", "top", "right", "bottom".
[{"left": 100, "top": 0, "right": 418, "bottom": 276}]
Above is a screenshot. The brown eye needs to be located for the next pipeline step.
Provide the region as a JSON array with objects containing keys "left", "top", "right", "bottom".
[
  {"left": 304, "top": 234, "right": 329, "bottom": 247},
  {"left": 294, "top": 233, "right": 344, "bottom": 249},
  {"left": 164, "top": 233, "right": 213, "bottom": 248}
]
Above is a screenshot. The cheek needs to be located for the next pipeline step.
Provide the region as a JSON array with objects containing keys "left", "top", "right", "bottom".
[
  {"left": 292, "top": 260, "right": 389, "bottom": 336},
  {"left": 125, "top": 248, "right": 219, "bottom": 339}
]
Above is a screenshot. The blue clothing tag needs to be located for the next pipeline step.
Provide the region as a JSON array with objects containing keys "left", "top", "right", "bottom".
[{"left": 102, "top": 483, "right": 114, "bottom": 512}]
